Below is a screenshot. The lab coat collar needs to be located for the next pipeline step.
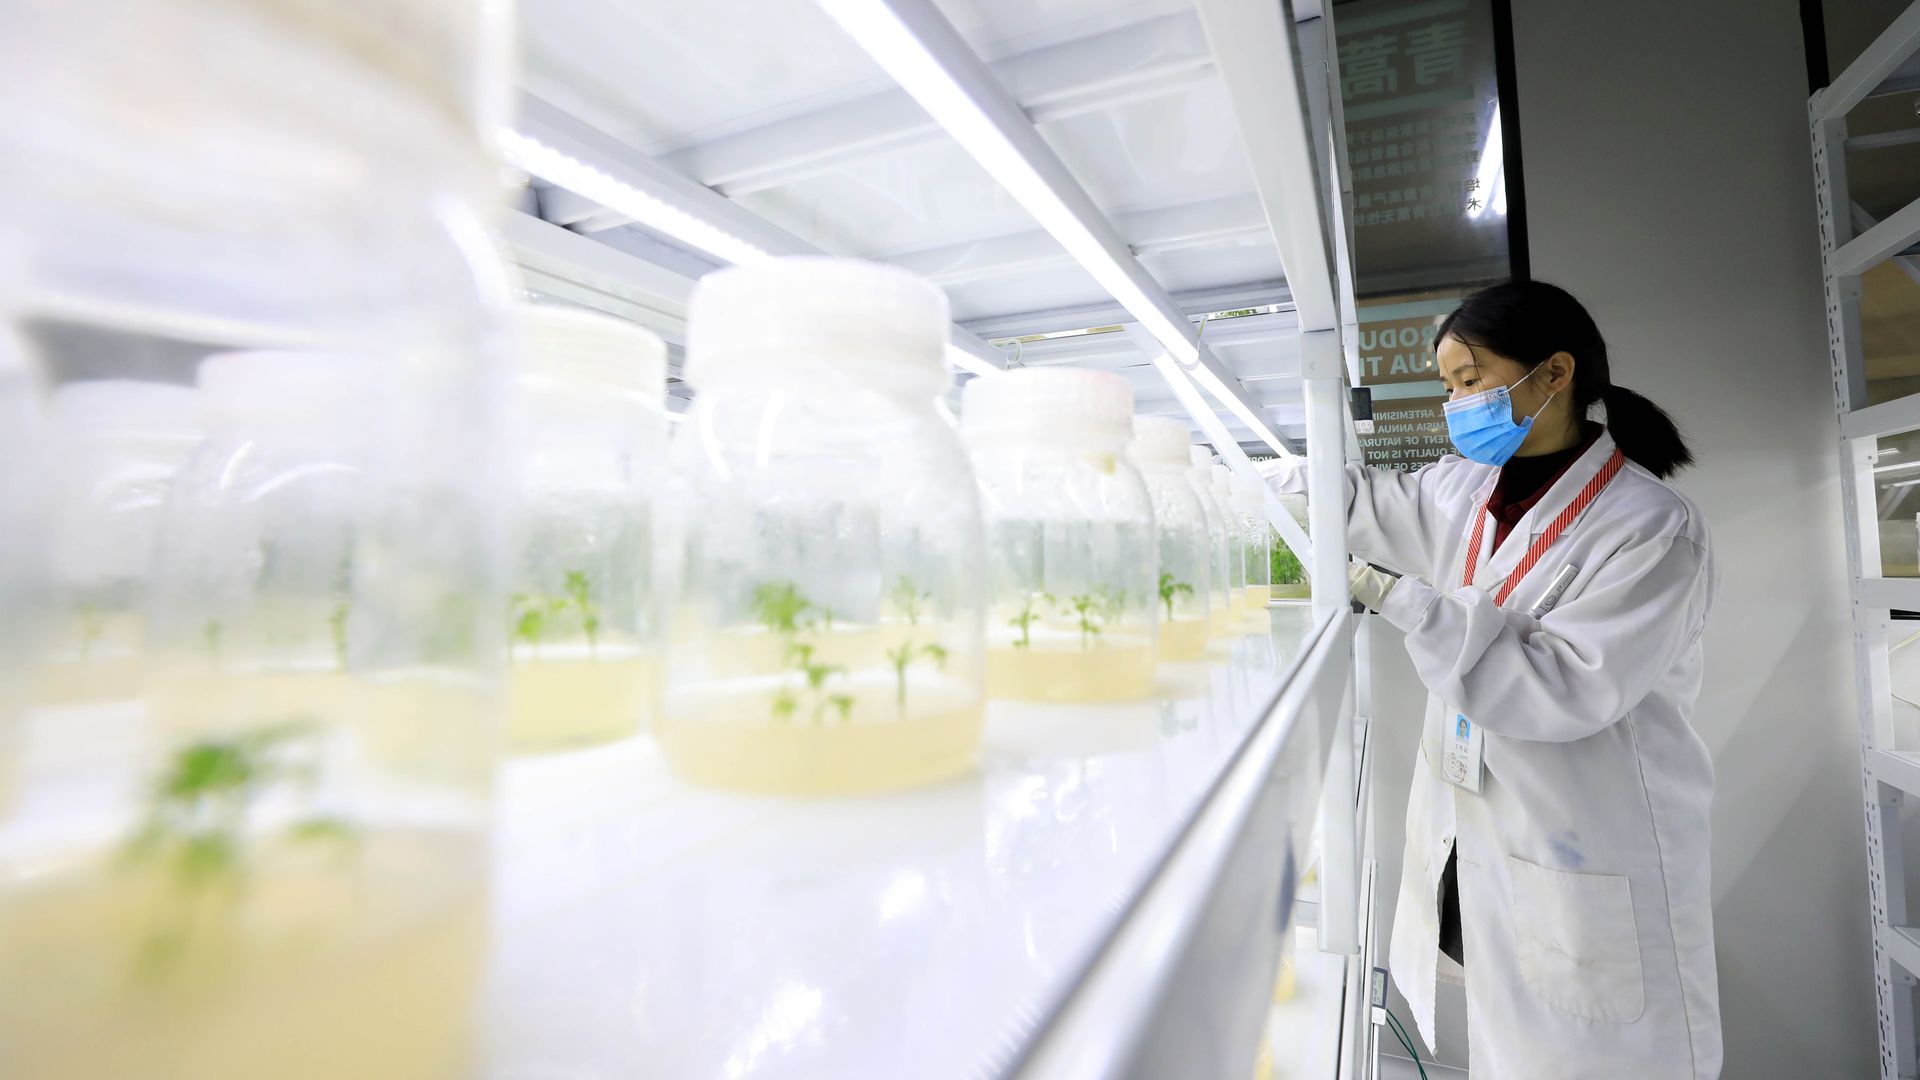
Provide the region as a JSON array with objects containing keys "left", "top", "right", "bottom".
[{"left": 1480, "top": 428, "right": 1621, "bottom": 586}]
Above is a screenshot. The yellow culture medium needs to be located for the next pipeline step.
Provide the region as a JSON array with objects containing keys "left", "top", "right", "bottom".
[
  {"left": 0, "top": 831, "right": 486, "bottom": 1080},
  {"left": 504, "top": 645, "right": 657, "bottom": 753},
  {"left": 1157, "top": 617, "right": 1210, "bottom": 662},
  {"left": 660, "top": 668, "right": 981, "bottom": 795}
]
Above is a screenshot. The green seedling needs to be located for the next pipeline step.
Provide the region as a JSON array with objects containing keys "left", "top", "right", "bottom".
[
  {"left": 888, "top": 575, "right": 930, "bottom": 626},
  {"left": 564, "top": 570, "right": 601, "bottom": 656},
  {"left": 122, "top": 721, "right": 358, "bottom": 978},
  {"left": 1009, "top": 602, "right": 1038, "bottom": 650},
  {"left": 885, "top": 640, "right": 949, "bottom": 709},
  {"left": 509, "top": 569, "right": 602, "bottom": 661},
  {"left": 1069, "top": 594, "right": 1101, "bottom": 650},
  {"left": 753, "top": 580, "right": 855, "bottom": 724},
  {"left": 328, "top": 600, "right": 350, "bottom": 672},
  {"left": 202, "top": 619, "right": 223, "bottom": 662},
  {"left": 751, "top": 581, "right": 810, "bottom": 635},
  {"left": 1159, "top": 573, "right": 1195, "bottom": 620},
  {"left": 78, "top": 603, "right": 105, "bottom": 662},
  {"left": 508, "top": 591, "right": 563, "bottom": 661},
  {"left": 1008, "top": 591, "right": 1057, "bottom": 650},
  {"left": 772, "top": 690, "right": 799, "bottom": 722}
]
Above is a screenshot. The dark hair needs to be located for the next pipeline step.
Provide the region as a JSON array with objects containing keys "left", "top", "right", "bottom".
[{"left": 1435, "top": 281, "right": 1694, "bottom": 478}]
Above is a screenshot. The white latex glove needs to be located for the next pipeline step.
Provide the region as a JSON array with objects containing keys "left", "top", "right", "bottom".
[
  {"left": 1349, "top": 560, "right": 1398, "bottom": 612},
  {"left": 1255, "top": 454, "right": 1307, "bottom": 495}
]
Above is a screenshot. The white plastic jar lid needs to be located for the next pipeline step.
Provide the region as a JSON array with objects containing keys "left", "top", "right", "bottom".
[
  {"left": 197, "top": 351, "right": 382, "bottom": 424},
  {"left": 685, "top": 257, "right": 949, "bottom": 396},
  {"left": 960, "top": 367, "right": 1134, "bottom": 443},
  {"left": 1189, "top": 444, "right": 1219, "bottom": 471},
  {"left": 1230, "top": 471, "right": 1265, "bottom": 508},
  {"left": 517, "top": 303, "right": 666, "bottom": 411},
  {"left": 1130, "top": 415, "right": 1194, "bottom": 465},
  {"left": 48, "top": 380, "right": 205, "bottom": 443}
]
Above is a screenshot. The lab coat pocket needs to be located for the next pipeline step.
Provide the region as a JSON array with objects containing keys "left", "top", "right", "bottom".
[{"left": 1506, "top": 855, "right": 1645, "bottom": 1023}]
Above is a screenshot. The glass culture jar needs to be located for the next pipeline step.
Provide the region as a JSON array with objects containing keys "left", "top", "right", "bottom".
[
  {"left": 35, "top": 382, "right": 206, "bottom": 708},
  {"left": 1211, "top": 463, "right": 1250, "bottom": 629},
  {"left": 0, "top": 2, "right": 511, "bottom": 1077},
  {"left": 1192, "top": 447, "right": 1244, "bottom": 633},
  {"left": 662, "top": 258, "right": 986, "bottom": 795},
  {"left": 1129, "top": 416, "right": 1211, "bottom": 661},
  {"left": 1232, "top": 472, "right": 1275, "bottom": 613},
  {"left": 504, "top": 304, "right": 667, "bottom": 753},
  {"left": 965, "top": 369, "right": 1159, "bottom": 703},
  {"left": 1185, "top": 444, "right": 1235, "bottom": 639}
]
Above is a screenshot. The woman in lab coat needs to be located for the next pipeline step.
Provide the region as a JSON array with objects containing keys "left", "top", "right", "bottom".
[{"left": 1295, "top": 281, "right": 1719, "bottom": 1078}]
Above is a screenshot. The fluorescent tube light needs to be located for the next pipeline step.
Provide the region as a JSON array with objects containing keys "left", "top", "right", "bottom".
[
  {"left": 500, "top": 129, "right": 774, "bottom": 267},
  {"left": 504, "top": 127, "right": 997, "bottom": 380},
  {"left": 815, "top": 0, "right": 1293, "bottom": 457}
]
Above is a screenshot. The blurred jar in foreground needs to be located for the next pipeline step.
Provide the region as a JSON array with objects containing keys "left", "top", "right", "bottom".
[
  {"left": 35, "top": 382, "right": 205, "bottom": 708},
  {"left": 1232, "top": 473, "right": 1275, "bottom": 615},
  {"left": 1129, "top": 417, "right": 1211, "bottom": 662},
  {"left": 505, "top": 305, "right": 667, "bottom": 753},
  {"left": 0, "top": 340, "right": 47, "bottom": 818},
  {"left": 965, "top": 369, "right": 1158, "bottom": 703},
  {"left": 0, "top": 0, "right": 510, "bottom": 1076},
  {"left": 663, "top": 258, "right": 986, "bottom": 795}
]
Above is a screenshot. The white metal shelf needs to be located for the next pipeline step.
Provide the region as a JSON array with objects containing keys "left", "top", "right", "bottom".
[
  {"left": 1858, "top": 577, "right": 1920, "bottom": 610},
  {"left": 1831, "top": 197, "right": 1920, "bottom": 280},
  {"left": 482, "top": 607, "right": 1348, "bottom": 1080},
  {"left": 1869, "top": 748, "right": 1920, "bottom": 800},
  {"left": 1842, "top": 393, "right": 1920, "bottom": 441},
  {"left": 1811, "top": 4, "right": 1920, "bottom": 1074},
  {"left": 1884, "top": 925, "right": 1920, "bottom": 984}
]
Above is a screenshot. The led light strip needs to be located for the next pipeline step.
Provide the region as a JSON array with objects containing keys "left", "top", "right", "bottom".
[
  {"left": 501, "top": 129, "right": 775, "bottom": 267},
  {"left": 815, "top": 0, "right": 1294, "bottom": 456}
]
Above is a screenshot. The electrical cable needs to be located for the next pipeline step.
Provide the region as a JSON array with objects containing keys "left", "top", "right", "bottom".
[
  {"left": 1385, "top": 1015, "right": 1427, "bottom": 1080},
  {"left": 1382, "top": 1006, "right": 1429, "bottom": 1080}
]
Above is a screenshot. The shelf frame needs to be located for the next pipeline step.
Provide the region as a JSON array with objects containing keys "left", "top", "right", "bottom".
[
  {"left": 1013, "top": 607, "right": 1357, "bottom": 1079},
  {"left": 1811, "top": 6, "right": 1920, "bottom": 1073}
]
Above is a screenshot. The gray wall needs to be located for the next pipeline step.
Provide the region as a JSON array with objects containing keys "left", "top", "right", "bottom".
[{"left": 1367, "top": 1, "right": 1876, "bottom": 1075}]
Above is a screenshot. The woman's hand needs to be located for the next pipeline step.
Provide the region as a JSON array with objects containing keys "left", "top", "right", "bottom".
[
  {"left": 1349, "top": 560, "right": 1399, "bottom": 612},
  {"left": 1256, "top": 455, "right": 1306, "bottom": 495}
]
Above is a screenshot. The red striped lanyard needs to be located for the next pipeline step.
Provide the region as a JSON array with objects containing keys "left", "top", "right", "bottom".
[{"left": 1461, "top": 449, "right": 1627, "bottom": 606}]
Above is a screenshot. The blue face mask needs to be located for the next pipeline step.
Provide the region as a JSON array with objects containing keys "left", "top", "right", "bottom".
[{"left": 1443, "top": 364, "right": 1555, "bottom": 466}]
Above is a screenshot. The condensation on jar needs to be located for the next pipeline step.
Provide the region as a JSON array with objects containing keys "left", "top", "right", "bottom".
[
  {"left": 1128, "top": 415, "right": 1211, "bottom": 662},
  {"left": 504, "top": 304, "right": 668, "bottom": 754},
  {"left": 963, "top": 368, "right": 1159, "bottom": 704},
  {"left": 661, "top": 258, "right": 987, "bottom": 796}
]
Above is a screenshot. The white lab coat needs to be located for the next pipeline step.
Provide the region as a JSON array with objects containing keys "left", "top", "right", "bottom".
[{"left": 1340, "top": 430, "right": 1720, "bottom": 1078}]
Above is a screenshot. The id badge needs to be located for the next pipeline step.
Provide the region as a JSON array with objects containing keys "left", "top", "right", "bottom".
[{"left": 1442, "top": 713, "right": 1484, "bottom": 793}]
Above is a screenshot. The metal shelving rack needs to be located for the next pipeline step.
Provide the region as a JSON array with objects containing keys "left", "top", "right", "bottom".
[{"left": 1810, "top": 4, "right": 1920, "bottom": 1076}]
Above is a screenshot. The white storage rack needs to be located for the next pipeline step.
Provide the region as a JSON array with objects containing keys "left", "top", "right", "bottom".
[
  {"left": 1810, "top": 3, "right": 1920, "bottom": 1076},
  {"left": 490, "top": 1, "right": 1376, "bottom": 1076}
]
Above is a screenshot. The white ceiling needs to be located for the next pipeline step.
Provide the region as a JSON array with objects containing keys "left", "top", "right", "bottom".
[{"left": 510, "top": 0, "right": 1306, "bottom": 445}]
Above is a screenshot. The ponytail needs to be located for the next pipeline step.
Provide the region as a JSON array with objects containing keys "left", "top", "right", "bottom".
[
  {"left": 1601, "top": 385, "right": 1693, "bottom": 478},
  {"left": 1439, "top": 281, "right": 1697, "bottom": 479}
]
